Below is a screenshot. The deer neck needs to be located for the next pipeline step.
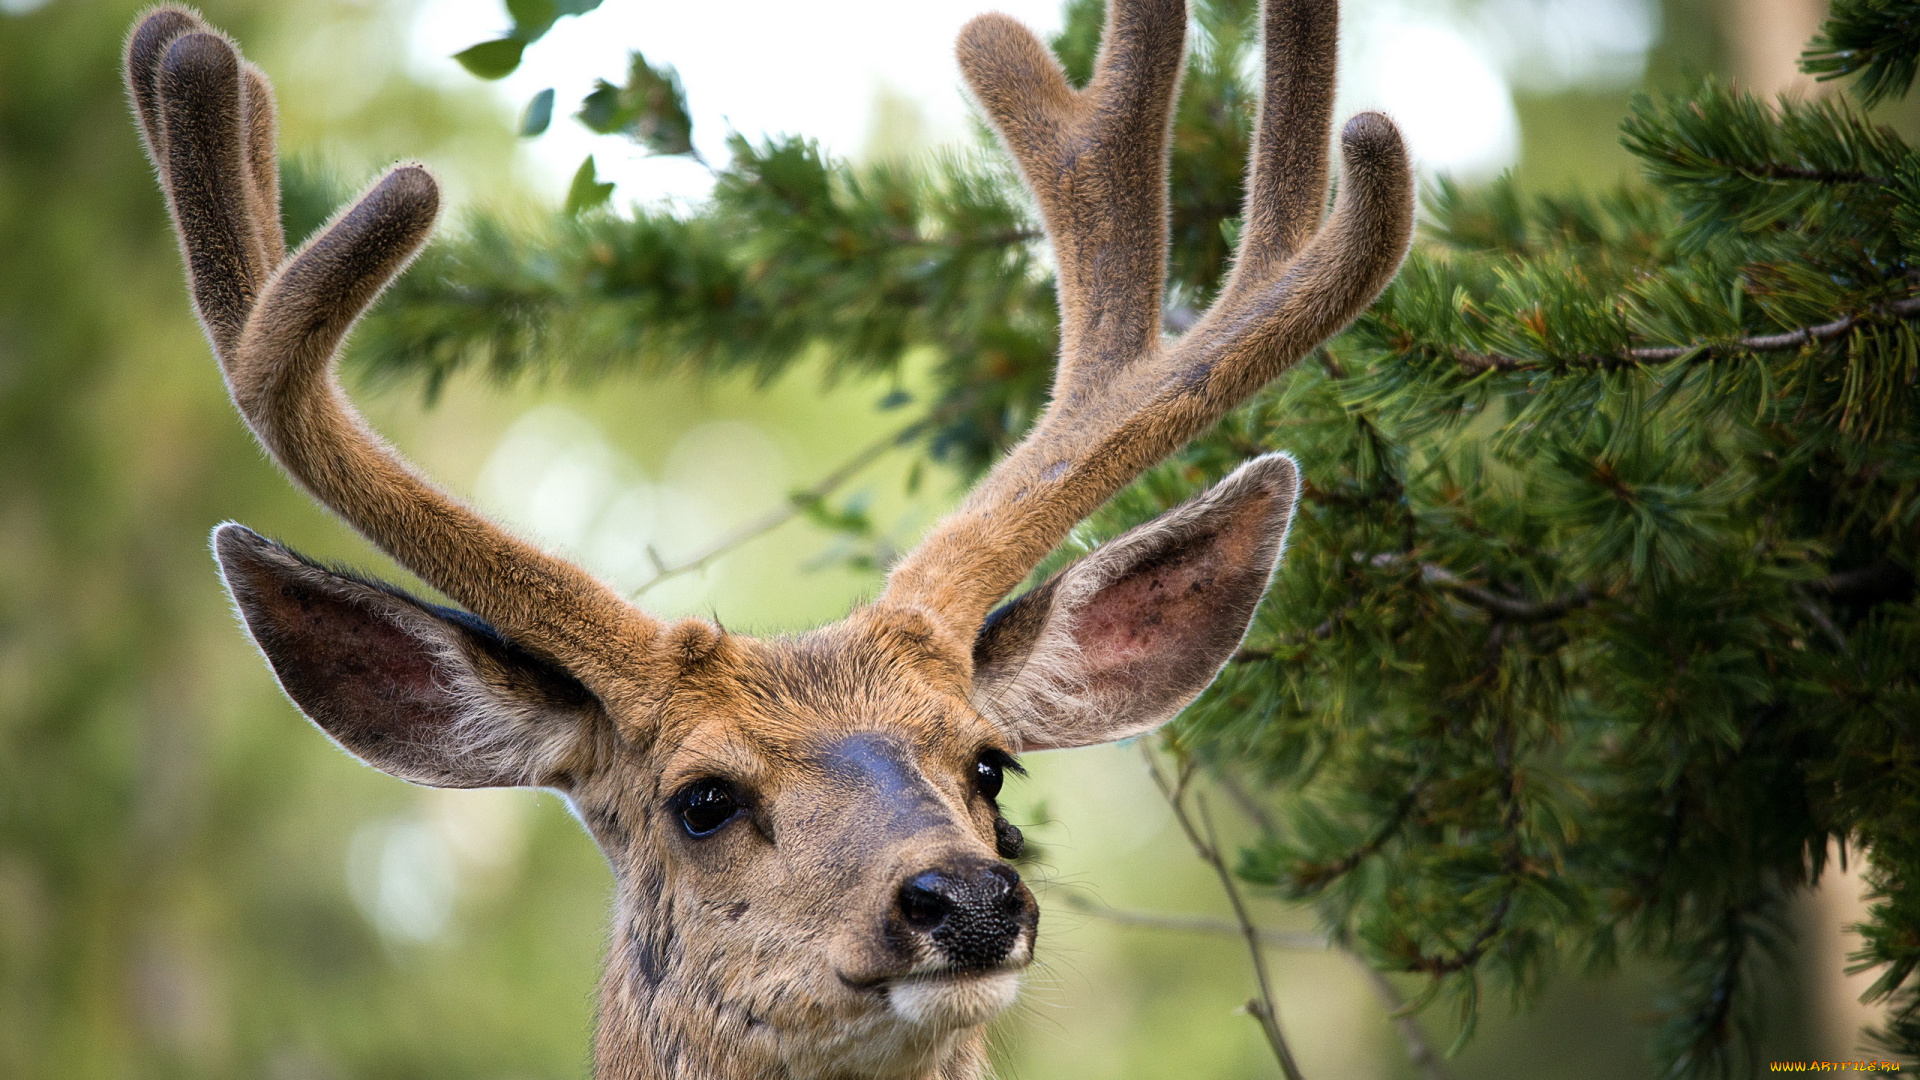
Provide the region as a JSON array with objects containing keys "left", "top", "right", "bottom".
[{"left": 592, "top": 886, "right": 991, "bottom": 1080}]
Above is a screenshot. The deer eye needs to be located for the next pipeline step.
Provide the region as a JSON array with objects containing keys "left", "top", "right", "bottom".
[
  {"left": 672, "top": 779, "right": 743, "bottom": 838},
  {"left": 974, "top": 748, "right": 1022, "bottom": 801}
]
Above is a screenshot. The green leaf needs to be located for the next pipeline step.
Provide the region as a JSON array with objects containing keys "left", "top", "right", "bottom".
[
  {"left": 520, "top": 88, "right": 555, "bottom": 137},
  {"left": 506, "top": 0, "right": 558, "bottom": 41},
  {"left": 553, "top": 0, "right": 603, "bottom": 13},
  {"left": 564, "top": 155, "right": 614, "bottom": 215},
  {"left": 452, "top": 38, "right": 525, "bottom": 80},
  {"left": 577, "top": 79, "right": 626, "bottom": 135},
  {"left": 574, "top": 52, "right": 696, "bottom": 157}
]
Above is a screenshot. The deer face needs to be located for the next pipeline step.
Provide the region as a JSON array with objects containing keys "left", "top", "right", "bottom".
[
  {"left": 129, "top": 0, "right": 1411, "bottom": 1073},
  {"left": 210, "top": 451, "right": 1303, "bottom": 1075},
  {"left": 585, "top": 630, "right": 1038, "bottom": 1042}
]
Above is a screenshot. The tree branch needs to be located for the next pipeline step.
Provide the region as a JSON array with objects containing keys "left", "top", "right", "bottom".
[
  {"left": 1237, "top": 562, "right": 1595, "bottom": 663},
  {"left": 1058, "top": 893, "right": 1326, "bottom": 950},
  {"left": 1718, "top": 162, "right": 1888, "bottom": 186},
  {"left": 1405, "top": 715, "right": 1524, "bottom": 976},
  {"left": 1421, "top": 564, "right": 1596, "bottom": 623},
  {"left": 1807, "top": 560, "right": 1914, "bottom": 606},
  {"left": 1057, "top": 892, "right": 1455, "bottom": 1080},
  {"left": 1402, "top": 891, "right": 1515, "bottom": 975},
  {"left": 1451, "top": 295, "right": 1920, "bottom": 374},
  {"left": 1288, "top": 776, "right": 1429, "bottom": 896},
  {"left": 1233, "top": 596, "right": 1360, "bottom": 662},
  {"left": 1146, "top": 748, "right": 1308, "bottom": 1080}
]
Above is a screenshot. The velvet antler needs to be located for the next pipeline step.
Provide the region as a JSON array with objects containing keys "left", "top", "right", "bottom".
[
  {"left": 878, "top": 0, "right": 1414, "bottom": 665},
  {"left": 125, "top": 8, "right": 663, "bottom": 708}
]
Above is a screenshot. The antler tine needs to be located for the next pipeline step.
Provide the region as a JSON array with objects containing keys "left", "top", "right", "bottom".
[
  {"left": 126, "top": 10, "right": 664, "bottom": 708},
  {"left": 131, "top": 15, "right": 269, "bottom": 357},
  {"left": 955, "top": 0, "right": 1187, "bottom": 395},
  {"left": 1233, "top": 0, "right": 1338, "bottom": 282},
  {"left": 239, "top": 61, "right": 286, "bottom": 267},
  {"left": 125, "top": 6, "right": 199, "bottom": 169},
  {"left": 1173, "top": 110, "right": 1413, "bottom": 389},
  {"left": 878, "top": 0, "right": 1411, "bottom": 666}
]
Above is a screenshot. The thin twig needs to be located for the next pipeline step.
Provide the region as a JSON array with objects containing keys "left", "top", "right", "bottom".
[
  {"left": 1806, "top": 559, "right": 1913, "bottom": 605},
  {"left": 1421, "top": 564, "right": 1596, "bottom": 623},
  {"left": 1348, "top": 959, "right": 1457, "bottom": 1080},
  {"left": 1216, "top": 768, "right": 1280, "bottom": 837},
  {"left": 1235, "top": 561, "right": 1595, "bottom": 664},
  {"left": 1233, "top": 596, "right": 1360, "bottom": 662},
  {"left": 1146, "top": 747, "right": 1307, "bottom": 1080},
  {"left": 1403, "top": 892, "right": 1515, "bottom": 974},
  {"left": 1058, "top": 892, "right": 1327, "bottom": 950},
  {"left": 1794, "top": 587, "right": 1851, "bottom": 653},
  {"left": 1057, "top": 892, "right": 1454, "bottom": 1079},
  {"left": 1450, "top": 294, "right": 1920, "bottom": 374},
  {"left": 1706, "top": 161, "right": 1888, "bottom": 186},
  {"left": 630, "top": 417, "right": 925, "bottom": 597},
  {"left": 1288, "top": 775, "right": 1429, "bottom": 896},
  {"left": 1405, "top": 713, "right": 1523, "bottom": 976}
]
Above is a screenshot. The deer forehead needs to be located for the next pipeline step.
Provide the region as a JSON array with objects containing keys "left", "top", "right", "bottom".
[{"left": 642, "top": 632, "right": 1004, "bottom": 802}]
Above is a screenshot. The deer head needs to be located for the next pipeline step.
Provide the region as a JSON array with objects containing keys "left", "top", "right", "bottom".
[{"left": 125, "top": 1, "right": 1411, "bottom": 1076}]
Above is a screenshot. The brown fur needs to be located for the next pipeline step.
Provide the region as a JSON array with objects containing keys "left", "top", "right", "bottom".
[{"left": 126, "top": 1, "right": 1412, "bottom": 1076}]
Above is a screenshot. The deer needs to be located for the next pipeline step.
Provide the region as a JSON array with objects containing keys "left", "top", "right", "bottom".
[{"left": 124, "top": 0, "right": 1411, "bottom": 1075}]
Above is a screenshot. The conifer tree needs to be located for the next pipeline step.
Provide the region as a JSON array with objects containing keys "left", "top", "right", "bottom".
[{"left": 347, "top": 0, "right": 1920, "bottom": 1072}]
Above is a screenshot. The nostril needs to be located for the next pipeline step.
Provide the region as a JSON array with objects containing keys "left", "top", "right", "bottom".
[
  {"left": 987, "top": 864, "right": 1024, "bottom": 911},
  {"left": 985, "top": 863, "right": 1018, "bottom": 892},
  {"left": 898, "top": 872, "right": 954, "bottom": 930}
]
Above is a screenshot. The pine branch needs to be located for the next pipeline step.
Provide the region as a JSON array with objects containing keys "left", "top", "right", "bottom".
[
  {"left": 1804, "top": 0, "right": 1920, "bottom": 106},
  {"left": 1401, "top": 892, "right": 1516, "bottom": 975},
  {"left": 1622, "top": 83, "right": 1910, "bottom": 247},
  {"left": 1450, "top": 295, "right": 1920, "bottom": 373},
  {"left": 1231, "top": 598, "right": 1354, "bottom": 661},
  {"left": 1287, "top": 777, "right": 1429, "bottom": 896}
]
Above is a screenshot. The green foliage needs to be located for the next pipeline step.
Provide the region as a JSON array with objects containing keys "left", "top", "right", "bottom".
[
  {"left": 1804, "top": 0, "right": 1920, "bottom": 107},
  {"left": 452, "top": 36, "right": 525, "bottom": 80},
  {"left": 453, "top": 0, "right": 602, "bottom": 79},
  {"left": 357, "top": 0, "right": 1920, "bottom": 1074},
  {"left": 505, "top": 0, "right": 559, "bottom": 41},
  {"left": 564, "top": 153, "right": 614, "bottom": 214},
  {"left": 360, "top": 134, "right": 1056, "bottom": 473},
  {"left": 452, "top": 0, "right": 701, "bottom": 166},
  {"left": 1622, "top": 81, "right": 1908, "bottom": 250},
  {"left": 519, "top": 86, "right": 554, "bottom": 136},
  {"left": 577, "top": 52, "right": 695, "bottom": 157}
]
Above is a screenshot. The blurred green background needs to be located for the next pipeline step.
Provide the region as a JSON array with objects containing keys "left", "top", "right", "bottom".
[{"left": 0, "top": 0, "right": 1896, "bottom": 1076}]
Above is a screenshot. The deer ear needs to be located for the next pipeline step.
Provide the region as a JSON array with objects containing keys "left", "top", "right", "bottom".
[
  {"left": 970, "top": 454, "right": 1298, "bottom": 752},
  {"left": 213, "top": 524, "right": 605, "bottom": 789}
]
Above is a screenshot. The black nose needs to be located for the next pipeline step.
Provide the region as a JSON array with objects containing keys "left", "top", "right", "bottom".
[{"left": 896, "top": 862, "right": 1031, "bottom": 970}]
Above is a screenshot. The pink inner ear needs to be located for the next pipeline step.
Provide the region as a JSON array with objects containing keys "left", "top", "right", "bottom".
[
  {"left": 1069, "top": 497, "right": 1274, "bottom": 681},
  {"left": 250, "top": 576, "right": 448, "bottom": 712}
]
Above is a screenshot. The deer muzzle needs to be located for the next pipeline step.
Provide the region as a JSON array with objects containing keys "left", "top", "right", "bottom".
[{"left": 896, "top": 860, "right": 1031, "bottom": 971}]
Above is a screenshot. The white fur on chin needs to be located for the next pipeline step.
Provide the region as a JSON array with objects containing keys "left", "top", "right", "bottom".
[{"left": 886, "top": 970, "right": 1024, "bottom": 1028}]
